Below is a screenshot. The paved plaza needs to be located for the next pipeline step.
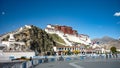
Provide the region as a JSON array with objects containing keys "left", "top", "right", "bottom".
[{"left": 35, "top": 58, "right": 120, "bottom": 68}]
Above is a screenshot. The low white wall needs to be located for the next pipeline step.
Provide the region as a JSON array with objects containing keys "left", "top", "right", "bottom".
[{"left": 3, "top": 52, "right": 35, "bottom": 58}]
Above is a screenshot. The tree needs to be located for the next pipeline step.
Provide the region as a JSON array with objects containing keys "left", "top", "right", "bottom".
[
  {"left": 67, "top": 49, "right": 71, "bottom": 55},
  {"left": 110, "top": 46, "right": 117, "bottom": 54}
]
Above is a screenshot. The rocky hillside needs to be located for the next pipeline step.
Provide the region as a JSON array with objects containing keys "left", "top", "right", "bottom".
[
  {"left": 50, "top": 34, "right": 65, "bottom": 44},
  {"left": 92, "top": 36, "right": 120, "bottom": 49},
  {"left": 1, "top": 25, "right": 63, "bottom": 55}
]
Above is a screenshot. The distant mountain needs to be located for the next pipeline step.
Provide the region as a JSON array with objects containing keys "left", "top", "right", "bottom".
[
  {"left": 92, "top": 36, "right": 116, "bottom": 43},
  {"left": 92, "top": 36, "right": 120, "bottom": 49},
  {"left": 0, "top": 25, "right": 65, "bottom": 55}
]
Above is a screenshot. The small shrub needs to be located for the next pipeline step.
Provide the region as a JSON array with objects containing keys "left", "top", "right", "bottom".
[{"left": 21, "top": 56, "right": 26, "bottom": 59}]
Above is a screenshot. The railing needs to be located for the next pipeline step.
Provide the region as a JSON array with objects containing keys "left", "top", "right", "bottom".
[{"left": 0, "top": 54, "right": 120, "bottom": 68}]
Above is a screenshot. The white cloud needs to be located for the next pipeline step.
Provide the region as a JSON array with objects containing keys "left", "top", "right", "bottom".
[{"left": 114, "top": 12, "right": 120, "bottom": 16}]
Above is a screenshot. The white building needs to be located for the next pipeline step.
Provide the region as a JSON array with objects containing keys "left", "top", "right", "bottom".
[
  {"left": 2, "top": 34, "right": 26, "bottom": 51},
  {"left": 45, "top": 24, "right": 91, "bottom": 46}
]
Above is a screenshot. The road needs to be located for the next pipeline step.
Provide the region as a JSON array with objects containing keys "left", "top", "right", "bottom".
[{"left": 35, "top": 58, "right": 120, "bottom": 68}]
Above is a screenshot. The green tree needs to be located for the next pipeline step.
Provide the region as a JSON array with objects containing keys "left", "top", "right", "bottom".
[
  {"left": 110, "top": 46, "right": 117, "bottom": 54},
  {"left": 67, "top": 49, "right": 71, "bottom": 55}
]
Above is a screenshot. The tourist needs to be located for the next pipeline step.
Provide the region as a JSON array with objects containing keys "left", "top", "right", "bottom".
[
  {"left": 44, "top": 56, "right": 48, "bottom": 63},
  {"left": 58, "top": 56, "right": 64, "bottom": 61},
  {"left": 109, "top": 53, "right": 112, "bottom": 58},
  {"left": 105, "top": 53, "right": 108, "bottom": 59},
  {"left": 115, "top": 52, "right": 118, "bottom": 58},
  {"left": 30, "top": 57, "right": 32, "bottom": 61},
  {"left": 112, "top": 53, "right": 115, "bottom": 58}
]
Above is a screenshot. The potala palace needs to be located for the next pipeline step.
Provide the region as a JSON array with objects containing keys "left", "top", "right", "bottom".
[
  {"left": 45, "top": 24, "right": 105, "bottom": 55},
  {"left": 45, "top": 24, "right": 91, "bottom": 46}
]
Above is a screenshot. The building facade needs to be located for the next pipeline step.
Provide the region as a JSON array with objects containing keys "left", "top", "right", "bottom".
[{"left": 45, "top": 24, "right": 91, "bottom": 46}]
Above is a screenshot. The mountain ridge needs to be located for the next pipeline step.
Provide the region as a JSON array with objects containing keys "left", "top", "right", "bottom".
[{"left": 92, "top": 36, "right": 120, "bottom": 49}]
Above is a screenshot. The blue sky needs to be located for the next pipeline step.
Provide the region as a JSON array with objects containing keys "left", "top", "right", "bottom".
[{"left": 0, "top": 0, "right": 120, "bottom": 39}]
